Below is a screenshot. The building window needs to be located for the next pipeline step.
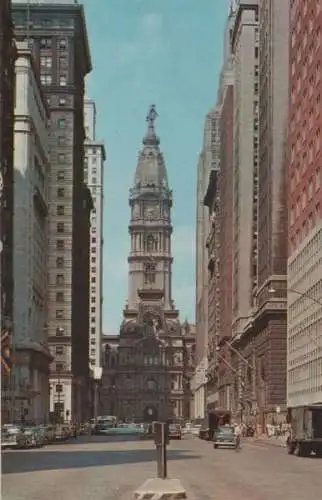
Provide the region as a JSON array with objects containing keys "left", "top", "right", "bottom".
[
  {"left": 91, "top": 349, "right": 95, "bottom": 356},
  {"left": 59, "top": 75, "right": 67, "bottom": 86},
  {"left": 91, "top": 339, "right": 96, "bottom": 345},
  {"left": 57, "top": 205, "right": 65, "bottom": 216},
  {"left": 56, "top": 239, "right": 64, "bottom": 250},
  {"left": 58, "top": 39, "right": 67, "bottom": 49},
  {"left": 57, "top": 118, "right": 66, "bottom": 129},
  {"left": 91, "top": 317, "right": 95, "bottom": 323},
  {"left": 91, "top": 277, "right": 96, "bottom": 283},
  {"left": 40, "top": 73, "right": 52, "bottom": 85},
  {"left": 57, "top": 222, "right": 65, "bottom": 233},
  {"left": 91, "top": 257, "right": 96, "bottom": 263},
  {"left": 56, "top": 362, "right": 64, "bottom": 372},
  {"left": 40, "top": 38, "right": 52, "bottom": 48},
  {"left": 56, "top": 274, "right": 65, "bottom": 286},
  {"left": 57, "top": 171, "right": 65, "bottom": 182},
  {"left": 56, "top": 257, "right": 64, "bottom": 268},
  {"left": 91, "top": 237, "right": 96, "bottom": 243},
  {"left": 56, "top": 384, "right": 63, "bottom": 393},
  {"left": 56, "top": 292, "right": 64, "bottom": 302},
  {"left": 57, "top": 188, "right": 65, "bottom": 198},
  {"left": 144, "top": 262, "right": 156, "bottom": 284},
  {"left": 56, "top": 310, "right": 64, "bottom": 320},
  {"left": 40, "top": 56, "right": 52, "bottom": 68},
  {"left": 92, "top": 177, "right": 97, "bottom": 184},
  {"left": 59, "top": 55, "right": 67, "bottom": 67},
  {"left": 58, "top": 153, "right": 66, "bottom": 163},
  {"left": 56, "top": 346, "right": 64, "bottom": 355},
  {"left": 91, "top": 296, "right": 96, "bottom": 303},
  {"left": 58, "top": 136, "right": 66, "bottom": 145},
  {"left": 56, "top": 327, "right": 64, "bottom": 336},
  {"left": 91, "top": 247, "right": 96, "bottom": 253},
  {"left": 91, "top": 327, "right": 95, "bottom": 334},
  {"left": 59, "top": 98, "right": 67, "bottom": 106},
  {"left": 91, "top": 307, "right": 96, "bottom": 313}
]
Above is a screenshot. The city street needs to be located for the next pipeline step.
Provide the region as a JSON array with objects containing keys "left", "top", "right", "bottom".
[{"left": 2, "top": 435, "right": 322, "bottom": 500}]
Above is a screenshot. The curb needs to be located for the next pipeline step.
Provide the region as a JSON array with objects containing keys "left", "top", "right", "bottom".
[{"left": 252, "top": 438, "right": 286, "bottom": 448}]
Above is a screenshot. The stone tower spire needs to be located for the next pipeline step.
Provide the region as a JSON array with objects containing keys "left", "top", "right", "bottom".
[{"left": 127, "top": 106, "right": 173, "bottom": 310}]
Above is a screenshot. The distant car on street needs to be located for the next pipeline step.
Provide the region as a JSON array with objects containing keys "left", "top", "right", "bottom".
[
  {"left": 168, "top": 423, "right": 182, "bottom": 440},
  {"left": 213, "top": 426, "right": 237, "bottom": 449}
]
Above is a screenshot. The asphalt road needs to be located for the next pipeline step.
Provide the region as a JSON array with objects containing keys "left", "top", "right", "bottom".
[{"left": 2, "top": 435, "right": 322, "bottom": 500}]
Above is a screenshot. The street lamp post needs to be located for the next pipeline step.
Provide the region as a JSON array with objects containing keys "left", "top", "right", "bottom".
[
  {"left": 215, "top": 348, "right": 246, "bottom": 422},
  {"left": 93, "top": 366, "right": 103, "bottom": 419}
]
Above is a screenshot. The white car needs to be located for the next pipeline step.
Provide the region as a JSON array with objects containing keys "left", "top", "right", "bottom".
[{"left": 190, "top": 424, "right": 202, "bottom": 436}]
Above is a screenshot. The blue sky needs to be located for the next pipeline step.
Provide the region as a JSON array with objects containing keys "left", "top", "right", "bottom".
[{"left": 83, "top": 0, "right": 228, "bottom": 334}]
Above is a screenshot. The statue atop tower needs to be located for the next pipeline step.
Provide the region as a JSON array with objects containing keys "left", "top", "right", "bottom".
[{"left": 146, "top": 104, "right": 158, "bottom": 131}]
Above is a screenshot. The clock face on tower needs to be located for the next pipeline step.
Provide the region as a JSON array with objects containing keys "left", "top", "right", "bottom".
[{"left": 145, "top": 205, "right": 158, "bottom": 219}]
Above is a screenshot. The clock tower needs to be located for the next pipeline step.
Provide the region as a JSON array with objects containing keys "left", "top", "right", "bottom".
[
  {"left": 127, "top": 105, "right": 173, "bottom": 310},
  {"left": 101, "top": 106, "right": 195, "bottom": 423}
]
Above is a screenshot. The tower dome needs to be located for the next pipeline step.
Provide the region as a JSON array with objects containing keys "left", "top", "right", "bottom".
[{"left": 134, "top": 105, "right": 168, "bottom": 188}]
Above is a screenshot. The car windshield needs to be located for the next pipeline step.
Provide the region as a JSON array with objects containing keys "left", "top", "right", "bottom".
[{"left": 218, "top": 426, "right": 234, "bottom": 434}]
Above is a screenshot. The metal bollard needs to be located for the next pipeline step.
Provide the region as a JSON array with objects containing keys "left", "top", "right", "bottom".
[{"left": 153, "top": 421, "right": 169, "bottom": 479}]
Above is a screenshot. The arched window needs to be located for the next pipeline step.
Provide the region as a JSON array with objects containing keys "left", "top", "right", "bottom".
[
  {"left": 146, "top": 234, "right": 154, "bottom": 252},
  {"left": 144, "top": 262, "right": 156, "bottom": 284},
  {"left": 147, "top": 378, "right": 157, "bottom": 391}
]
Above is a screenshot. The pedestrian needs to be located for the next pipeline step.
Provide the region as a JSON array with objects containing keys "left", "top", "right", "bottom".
[{"left": 235, "top": 423, "right": 241, "bottom": 449}]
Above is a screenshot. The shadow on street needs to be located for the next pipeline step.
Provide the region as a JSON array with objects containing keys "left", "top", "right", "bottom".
[{"left": 1, "top": 446, "right": 200, "bottom": 475}]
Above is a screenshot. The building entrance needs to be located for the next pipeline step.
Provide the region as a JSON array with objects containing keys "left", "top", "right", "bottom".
[{"left": 143, "top": 405, "right": 158, "bottom": 422}]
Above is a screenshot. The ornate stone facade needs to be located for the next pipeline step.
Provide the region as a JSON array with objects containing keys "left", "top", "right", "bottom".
[{"left": 101, "top": 107, "right": 195, "bottom": 421}]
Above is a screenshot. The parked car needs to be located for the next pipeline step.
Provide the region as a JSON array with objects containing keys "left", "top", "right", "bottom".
[
  {"left": 54, "top": 424, "right": 70, "bottom": 442},
  {"left": 190, "top": 424, "right": 202, "bottom": 437},
  {"left": 182, "top": 422, "right": 192, "bottom": 435},
  {"left": 23, "top": 427, "right": 46, "bottom": 448},
  {"left": 168, "top": 423, "right": 182, "bottom": 440},
  {"left": 213, "top": 426, "right": 237, "bottom": 449},
  {"left": 16, "top": 428, "right": 36, "bottom": 449},
  {"left": 199, "top": 425, "right": 210, "bottom": 440},
  {"left": 40, "top": 425, "right": 56, "bottom": 444},
  {"left": 1, "top": 425, "right": 24, "bottom": 449}
]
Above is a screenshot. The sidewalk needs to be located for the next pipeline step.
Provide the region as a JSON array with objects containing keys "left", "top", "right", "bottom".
[{"left": 248, "top": 434, "right": 287, "bottom": 448}]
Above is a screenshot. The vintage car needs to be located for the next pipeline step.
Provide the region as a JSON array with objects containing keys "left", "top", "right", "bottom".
[
  {"left": 213, "top": 426, "right": 237, "bottom": 449},
  {"left": 168, "top": 423, "right": 182, "bottom": 440},
  {"left": 1, "top": 425, "right": 26, "bottom": 449}
]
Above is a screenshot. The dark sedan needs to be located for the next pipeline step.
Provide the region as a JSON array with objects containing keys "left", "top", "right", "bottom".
[{"left": 213, "top": 426, "right": 237, "bottom": 449}]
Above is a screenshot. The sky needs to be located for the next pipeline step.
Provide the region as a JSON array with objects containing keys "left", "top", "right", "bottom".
[{"left": 82, "top": 0, "right": 228, "bottom": 334}]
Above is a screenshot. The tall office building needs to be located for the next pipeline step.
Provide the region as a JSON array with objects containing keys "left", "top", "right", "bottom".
[
  {"left": 12, "top": 0, "right": 92, "bottom": 422},
  {"left": 13, "top": 41, "right": 51, "bottom": 423},
  {"left": 250, "top": 0, "right": 289, "bottom": 424},
  {"left": 84, "top": 98, "right": 105, "bottom": 370},
  {"left": 228, "top": 0, "right": 260, "bottom": 421},
  {"left": 287, "top": 1, "right": 322, "bottom": 407},
  {"left": 230, "top": 0, "right": 259, "bottom": 336},
  {"left": 0, "top": 0, "right": 16, "bottom": 423},
  {"left": 193, "top": 108, "right": 220, "bottom": 419}
]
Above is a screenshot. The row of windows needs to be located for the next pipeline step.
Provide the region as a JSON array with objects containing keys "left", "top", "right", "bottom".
[
  {"left": 40, "top": 73, "right": 68, "bottom": 87},
  {"left": 289, "top": 206, "right": 321, "bottom": 252},
  {"left": 290, "top": 167, "right": 320, "bottom": 196}
]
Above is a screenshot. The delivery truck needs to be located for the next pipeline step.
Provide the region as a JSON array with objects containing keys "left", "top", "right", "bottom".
[{"left": 286, "top": 405, "right": 322, "bottom": 457}]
